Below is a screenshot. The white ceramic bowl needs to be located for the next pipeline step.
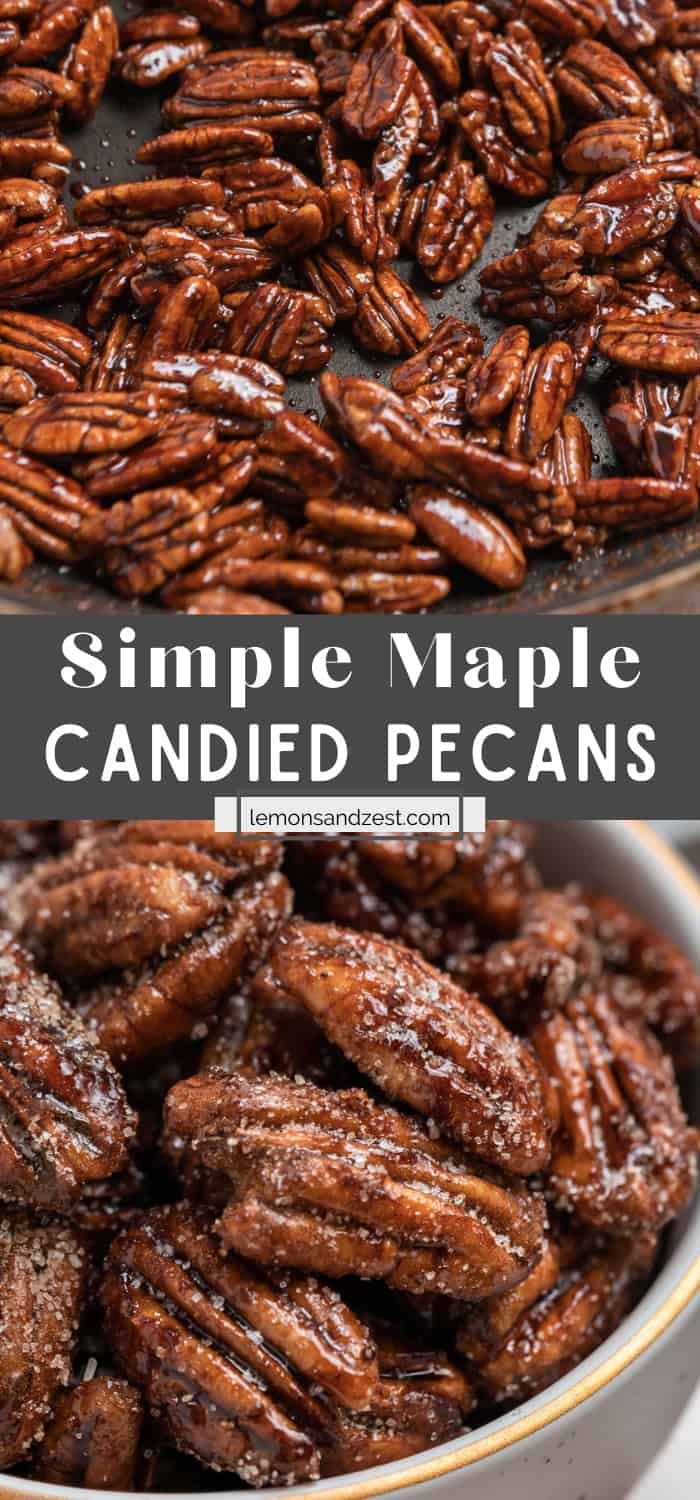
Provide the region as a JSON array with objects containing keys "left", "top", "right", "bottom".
[{"left": 3, "top": 822, "right": 699, "bottom": 1500}]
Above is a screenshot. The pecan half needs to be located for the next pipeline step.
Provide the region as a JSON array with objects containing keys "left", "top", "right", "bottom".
[
  {"left": 102, "top": 1203, "right": 381, "bottom": 1485},
  {"left": 0, "top": 1213, "right": 88, "bottom": 1466},
  {"left": 252, "top": 919, "right": 556, "bottom": 1173},
  {"left": 163, "top": 1072, "right": 547, "bottom": 1297},
  {"left": 34, "top": 1376, "right": 143, "bottom": 1490},
  {"left": 451, "top": 887, "right": 600, "bottom": 1026},
  {"left": 415, "top": 162, "right": 494, "bottom": 284},
  {"left": 0, "top": 930, "right": 134, "bottom": 1209},
  {"left": 531, "top": 990, "right": 699, "bottom": 1231},
  {"left": 588, "top": 894, "right": 700, "bottom": 1069},
  {"left": 410, "top": 486, "right": 526, "bottom": 589}
]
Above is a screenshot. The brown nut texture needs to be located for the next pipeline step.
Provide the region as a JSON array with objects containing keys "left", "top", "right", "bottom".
[
  {"left": 163, "top": 1071, "right": 547, "bottom": 1299},
  {"left": 34, "top": 1376, "right": 143, "bottom": 1490}
]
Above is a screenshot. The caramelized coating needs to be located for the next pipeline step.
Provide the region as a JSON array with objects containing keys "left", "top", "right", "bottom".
[
  {"left": 587, "top": 892, "right": 700, "bottom": 1069},
  {"left": 34, "top": 1375, "right": 143, "bottom": 1490},
  {"left": 8, "top": 821, "right": 283, "bottom": 977},
  {"left": 356, "top": 824, "right": 539, "bottom": 933},
  {"left": 451, "top": 887, "right": 602, "bottom": 1027},
  {"left": 0, "top": 1213, "right": 88, "bottom": 1466},
  {"left": 458, "top": 1233, "right": 658, "bottom": 1403},
  {"left": 163, "top": 1072, "right": 547, "bottom": 1300},
  {"left": 254, "top": 921, "right": 556, "bottom": 1175},
  {"left": 531, "top": 990, "right": 698, "bottom": 1231},
  {"left": 101, "top": 1203, "right": 381, "bottom": 1486},
  {"left": 0, "top": 931, "right": 134, "bottom": 1209},
  {"left": 7, "top": 820, "right": 292, "bottom": 1065},
  {"left": 77, "top": 872, "right": 293, "bottom": 1066}
]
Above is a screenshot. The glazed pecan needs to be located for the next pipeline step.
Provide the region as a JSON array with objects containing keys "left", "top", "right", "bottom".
[
  {"left": 0, "top": 1214, "right": 88, "bottom": 1466},
  {"left": 342, "top": 35, "right": 415, "bottom": 140},
  {"left": 0, "top": 930, "right": 133, "bottom": 1209},
  {"left": 164, "top": 51, "right": 321, "bottom": 136},
  {"left": 561, "top": 118, "right": 652, "bottom": 175},
  {"left": 34, "top": 1376, "right": 143, "bottom": 1490},
  {"left": 8, "top": 822, "right": 291, "bottom": 1064},
  {"left": 102, "top": 1203, "right": 381, "bottom": 1485},
  {"left": 352, "top": 266, "right": 430, "bottom": 356},
  {"left": 200, "top": 988, "right": 355, "bottom": 1088},
  {"left": 252, "top": 919, "right": 555, "bottom": 1173},
  {"left": 598, "top": 310, "right": 700, "bottom": 371},
  {"left": 479, "top": 237, "right": 617, "bottom": 323},
  {"left": 0, "top": 310, "right": 92, "bottom": 394},
  {"left": 572, "top": 164, "right": 678, "bottom": 258},
  {"left": 459, "top": 89, "right": 552, "bottom": 198},
  {"left": 0, "top": 225, "right": 127, "bottom": 303},
  {"left": 463, "top": 325, "right": 530, "bottom": 426},
  {"left": 531, "top": 990, "right": 699, "bottom": 1231},
  {"left": 164, "top": 1072, "right": 547, "bottom": 1297},
  {"left": 63, "top": 4, "right": 118, "bottom": 123},
  {"left": 414, "top": 162, "right": 494, "bottom": 284},
  {"left": 571, "top": 475, "right": 697, "bottom": 531},
  {"left": 210, "top": 157, "right": 331, "bottom": 256},
  {"left": 503, "top": 341, "right": 575, "bottom": 462},
  {"left": 391, "top": 317, "right": 483, "bottom": 396},
  {"left": 3, "top": 390, "right": 172, "bottom": 458},
  {"left": 410, "top": 487, "right": 526, "bottom": 589},
  {"left": 74, "top": 177, "right": 225, "bottom": 227},
  {"left": 457, "top": 1231, "right": 657, "bottom": 1402},
  {"left": 299, "top": 242, "right": 373, "bottom": 320},
  {"left": 555, "top": 41, "right": 672, "bottom": 147},
  {"left": 0, "top": 441, "right": 98, "bottom": 560},
  {"left": 588, "top": 893, "right": 700, "bottom": 1069},
  {"left": 226, "top": 282, "right": 334, "bottom": 373}
]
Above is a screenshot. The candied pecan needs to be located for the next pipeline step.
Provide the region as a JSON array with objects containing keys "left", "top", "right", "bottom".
[
  {"left": 572, "top": 474, "right": 697, "bottom": 530},
  {"left": 479, "top": 237, "right": 617, "bottom": 323},
  {"left": 299, "top": 242, "right": 373, "bottom": 320},
  {"left": 117, "top": 35, "right": 211, "bottom": 89},
  {"left": 137, "top": 122, "right": 274, "bottom": 171},
  {"left": 136, "top": 274, "right": 220, "bottom": 364},
  {"left": 75, "top": 177, "right": 225, "bottom": 226},
  {"left": 306, "top": 498, "right": 415, "bottom": 544},
  {"left": 463, "top": 325, "right": 530, "bottom": 425},
  {"left": 210, "top": 158, "right": 331, "bottom": 256},
  {"left": 459, "top": 89, "right": 552, "bottom": 198},
  {"left": 503, "top": 341, "right": 575, "bottom": 462},
  {"left": 410, "top": 486, "right": 526, "bottom": 589},
  {"left": 457, "top": 1232, "right": 657, "bottom": 1402},
  {"left": 0, "top": 505, "right": 32, "bottom": 577},
  {"left": 165, "top": 51, "right": 321, "bottom": 136},
  {"left": 587, "top": 893, "right": 700, "bottom": 1069},
  {"left": 0, "top": 930, "right": 133, "bottom": 1209},
  {"left": 226, "top": 282, "right": 334, "bottom": 373},
  {"left": 102, "top": 1203, "right": 381, "bottom": 1485},
  {"left": 414, "top": 162, "right": 494, "bottom": 284},
  {"left": 0, "top": 1214, "right": 88, "bottom": 1466},
  {"left": 164, "top": 1072, "right": 547, "bottom": 1297},
  {"left": 342, "top": 37, "right": 415, "bottom": 140},
  {"left": 604, "top": 0, "right": 674, "bottom": 52},
  {"left": 34, "top": 1376, "right": 143, "bottom": 1490},
  {"left": 352, "top": 266, "right": 430, "bottom": 356},
  {"left": 554, "top": 41, "right": 672, "bottom": 149},
  {"left": 0, "top": 135, "right": 71, "bottom": 184},
  {"left": 599, "top": 310, "right": 700, "bottom": 371},
  {"left": 531, "top": 990, "right": 698, "bottom": 1231},
  {"left": 339, "top": 569, "right": 451, "bottom": 611},
  {"left": 165, "top": 584, "right": 292, "bottom": 613},
  {"left": 541, "top": 412, "right": 593, "bottom": 486},
  {"left": 151, "top": 351, "right": 285, "bottom": 428},
  {"left": 371, "top": 88, "right": 420, "bottom": 199},
  {"left": 0, "top": 441, "right": 98, "bottom": 560},
  {"left": 78, "top": 414, "right": 219, "bottom": 502},
  {"left": 488, "top": 21, "right": 564, "bottom": 152},
  {"left": 0, "top": 226, "right": 127, "bottom": 303},
  {"left": 4, "top": 389, "right": 170, "bottom": 458},
  {"left": 391, "top": 317, "right": 483, "bottom": 395},
  {"left": 63, "top": 4, "right": 118, "bottom": 123},
  {"left": 253, "top": 919, "right": 555, "bottom": 1173},
  {"left": 561, "top": 118, "right": 652, "bottom": 175},
  {"left": 572, "top": 164, "right": 678, "bottom": 257},
  {"left": 0, "top": 310, "right": 91, "bottom": 394},
  {"left": 80, "top": 486, "right": 209, "bottom": 598}
]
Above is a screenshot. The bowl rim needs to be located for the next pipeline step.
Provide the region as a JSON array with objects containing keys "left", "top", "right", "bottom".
[{"left": 1, "top": 820, "right": 699, "bottom": 1500}]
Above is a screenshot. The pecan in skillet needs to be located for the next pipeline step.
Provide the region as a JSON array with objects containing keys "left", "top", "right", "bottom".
[
  {"left": 34, "top": 1376, "right": 143, "bottom": 1490},
  {"left": 456, "top": 1230, "right": 658, "bottom": 1402},
  {"left": 0, "top": 930, "right": 133, "bottom": 1209},
  {"left": 587, "top": 894, "right": 700, "bottom": 1069},
  {"left": 0, "top": 310, "right": 92, "bottom": 394},
  {"left": 163, "top": 1072, "right": 547, "bottom": 1298},
  {"left": 8, "top": 823, "right": 291, "bottom": 1064},
  {"left": 252, "top": 919, "right": 556, "bottom": 1174},
  {"left": 531, "top": 989, "right": 699, "bottom": 1231},
  {"left": 164, "top": 51, "right": 321, "bottom": 136},
  {"left": 225, "top": 282, "right": 335, "bottom": 373},
  {"left": 0, "top": 1213, "right": 88, "bottom": 1466},
  {"left": 391, "top": 317, "right": 483, "bottom": 395},
  {"left": 503, "top": 341, "right": 575, "bottom": 462},
  {"left": 101, "top": 1203, "right": 381, "bottom": 1485},
  {"left": 599, "top": 310, "right": 700, "bottom": 370},
  {"left": 0, "top": 442, "right": 99, "bottom": 564},
  {"left": 414, "top": 162, "right": 494, "bottom": 284},
  {"left": 409, "top": 487, "right": 526, "bottom": 590}
]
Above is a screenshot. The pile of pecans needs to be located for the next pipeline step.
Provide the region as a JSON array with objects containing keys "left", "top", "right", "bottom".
[
  {"left": 1, "top": 4, "right": 700, "bottom": 607},
  {"left": 0, "top": 817, "right": 697, "bottom": 1487}
]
